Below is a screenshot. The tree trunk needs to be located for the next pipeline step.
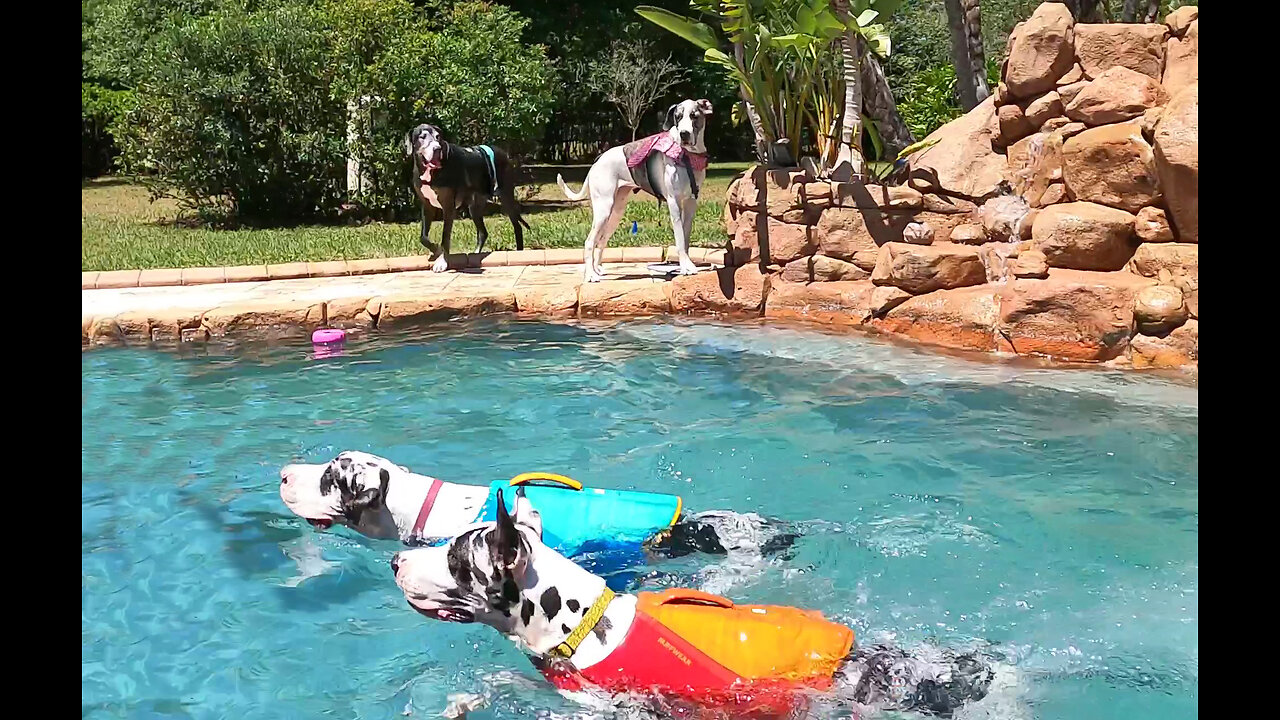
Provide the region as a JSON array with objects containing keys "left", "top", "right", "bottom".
[
  {"left": 860, "top": 51, "right": 914, "bottom": 157},
  {"left": 1142, "top": 0, "right": 1160, "bottom": 23},
  {"left": 1063, "top": 0, "right": 1105, "bottom": 22},
  {"left": 944, "top": 0, "right": 989, "bottom": 111},
  {"left": 734, "top": 40, "right": 769, "bottom": 164},
  {"left": 832, "top": 0, "right": 863, "bottom": 179},
  {"left": 1121, "top": 0, "right": 1142, "bottom": 22}
]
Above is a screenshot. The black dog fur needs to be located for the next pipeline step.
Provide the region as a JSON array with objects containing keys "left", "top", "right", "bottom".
[{"left": 405, "top": 124, "right": 529, "bottom": 259}]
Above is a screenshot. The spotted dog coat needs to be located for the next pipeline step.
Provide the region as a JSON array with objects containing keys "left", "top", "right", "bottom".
[{"left": 280, "top": 451, "right": 489, "bottom": 543}]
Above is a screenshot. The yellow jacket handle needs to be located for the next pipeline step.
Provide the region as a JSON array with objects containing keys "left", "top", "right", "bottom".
[
  {"left": 509, "top": 472, "right": 583, "bottom": 491},
  {"left": 651, "top": 588, "right": 734, "bottom": 608}
]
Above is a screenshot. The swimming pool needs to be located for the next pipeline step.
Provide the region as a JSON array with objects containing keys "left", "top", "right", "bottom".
[{"left": 82, "top": 317, "right": 1197, "bottom": 719}]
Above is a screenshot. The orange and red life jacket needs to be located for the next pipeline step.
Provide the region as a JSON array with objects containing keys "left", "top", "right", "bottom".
[{"left": 543, "top": 588, "right": 854, "bottom": 715}]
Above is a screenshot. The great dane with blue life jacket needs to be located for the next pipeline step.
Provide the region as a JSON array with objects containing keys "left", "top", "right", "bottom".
[{"left": 405, "top": 124, "right": 529, "bottom": 272}]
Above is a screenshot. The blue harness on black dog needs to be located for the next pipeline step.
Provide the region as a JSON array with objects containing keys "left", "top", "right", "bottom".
[{"left": 478, "top": 145, "right": 499, "bottom": 197}]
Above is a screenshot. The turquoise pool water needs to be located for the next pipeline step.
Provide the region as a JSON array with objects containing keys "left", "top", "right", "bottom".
[{"left": 82, "top": 318, "right": 1197, "bottom": 719}]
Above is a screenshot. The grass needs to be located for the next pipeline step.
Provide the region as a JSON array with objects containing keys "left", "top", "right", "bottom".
[{"left": 81, "top": 163, "right": 751, "bottom": 271}]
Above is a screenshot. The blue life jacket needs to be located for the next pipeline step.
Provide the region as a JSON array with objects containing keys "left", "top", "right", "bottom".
[{"left": 473, "top": 473, "right": 682, "bottom": 586}]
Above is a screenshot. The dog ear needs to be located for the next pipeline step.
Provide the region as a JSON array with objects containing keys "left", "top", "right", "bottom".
[
  {"left": 404, "top": 129, "right": 415, "bottom": 157},
  {"left": 493, "top": 488, "right": 525, "bottom": 570},
  {"left": 663, "top": 104, "right": 679, "bottom": 131},
  {"left": 512, "top": 489, "right": 544, "bottom": 539},
  {"left": 343, "top": 486, "right": 382, "bottom": 525},
  {"left": 696, "top": 99, "right": 713, "bottom": 115}
]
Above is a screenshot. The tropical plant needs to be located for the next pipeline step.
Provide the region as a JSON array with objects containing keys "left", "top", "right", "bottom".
[
  {"left": 863, "top": 136, "right": 938, "bottom": 182},
  {"left": 636, "top": 0, "right": 901, "bottom": 173}
]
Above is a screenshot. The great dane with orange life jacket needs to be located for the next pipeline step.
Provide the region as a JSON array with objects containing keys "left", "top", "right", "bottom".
[{"left": 392, "top": 488, "right": 1003, "bottom": 719}]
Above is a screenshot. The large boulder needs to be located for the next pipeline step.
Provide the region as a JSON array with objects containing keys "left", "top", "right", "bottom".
[
  {"left": 998, "top": 102, "right": 1035, "bottom": 145},
  {"left": 871, "top": 242, "right": 987, "bottom": 294},
  {"left": 1164, "top": 6, "right": 1199, "bottom": 37},
  {"left": 1061, "top": 121, "right": 1161, "bottom": 212},
  {"left": 1004, "top": 3, "right": 1076, "bottom": 98},
  {"left": 578, "top": 280, "right": 671, "bottom": 316},
  {"left": 670, "top": 264, "right": 768, "bottom": 315},
  {"left": 1133, "top": 284, "right": 1189, "bottom": 335},
  {"left": 1163, "top": 20, "right": 1198, "bottom": 96},
  {"left": 872, "top": 284, "right": 1004, "bottom": 353},
  {"left": 1073, "top": 23, "right": 1168, "bottom": 81},
  {"left": 811, "top": 254, "right": 870, "bottom": 282},
  {"left": 1135, "top": 206, "right": 1175, "bottom": 243},
  {"left": 1064, "top": 66, "right": 1170, "bottom": 126},
  {"left": 997, "top": 268, "right": 1155, "bottom": 361},
  {"left": 1129, "top": 242, "right": 1198, "bottom": 283},
  {"left": 732, "top": 211, "right": 817, "bottom": 264},
  {"left": 1012, "top": 249, "right": 1050, "bottom": 278},
  {"left": 1152, "top": 83, "right": 1198, "bottom": 242},
  {"left": 814, "top": 206, "right": 911, "bottom": 268},
  {"left": 764, "top": 279, "right": 909, "bottom": 325},
  {"left": 1024, "top": 91, "right": 1064, "bottom": 128},
  {"left": 908, "top": 96, "right": 1008, "bottom": 199},
  {"left": 1032, "top": 202, "right": 1138, "bottom": 271},
  {"left": 1129, "top": 319, "right": 1197, "bottom": 369}
]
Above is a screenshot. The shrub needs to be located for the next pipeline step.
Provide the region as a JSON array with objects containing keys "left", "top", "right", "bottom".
[
  {"left": 336, "top": 0, "right": 558, "bottom": 215},
  {"left": 116, "top": 2, "right": 347, "bottom": 225},
  {"left": 82, "top": 82, "right": 135, "bottom": 177}
]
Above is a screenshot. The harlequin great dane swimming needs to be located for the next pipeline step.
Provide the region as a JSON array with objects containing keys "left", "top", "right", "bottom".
[
  {"left": 557, "top": 98, "right": 712, "bottom": 283},
  {"left": 279, "top": 451, "right": 796, "bottom": 572},
  {"left": 405, "top": 123, "right": 529, "bottom": 272},
  {"left": 391, "top": 489, "right": 1000, "bottom": 719}
]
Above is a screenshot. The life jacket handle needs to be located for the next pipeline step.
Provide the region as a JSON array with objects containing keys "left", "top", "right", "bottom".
[
  {"left": 509, "top": 472, "right": 583, "bottom": 491},
  {"left": 650, "top": 588, "right": 735, "bottom": 608}
]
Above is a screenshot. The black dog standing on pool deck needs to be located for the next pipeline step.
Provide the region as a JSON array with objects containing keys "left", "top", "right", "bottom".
[{"left": 405, "top": 124, "right": 529, "bottom": 272}]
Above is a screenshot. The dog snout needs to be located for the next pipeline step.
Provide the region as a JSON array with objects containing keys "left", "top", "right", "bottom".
[
  {"left": 391, "top": 553, "right": 402, "bottom": 575},
  {"left": 680, "top": 130, "right": 692, "bottom": 143},
  {"left": 280, "top": 468, "right": 291, "bottom": 485}
]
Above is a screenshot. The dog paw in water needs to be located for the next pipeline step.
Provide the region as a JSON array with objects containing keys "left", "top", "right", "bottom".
[
  {"left": 440, "top": 693, "right": 487, "bottom": 719},
  {"left": 432, "top": 255, "right": 449, "bottom": 273}
]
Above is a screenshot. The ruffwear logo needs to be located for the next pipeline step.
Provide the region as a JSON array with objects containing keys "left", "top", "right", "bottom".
[{"left": 656, "top": 636, "right": 692, "bottom": 666}]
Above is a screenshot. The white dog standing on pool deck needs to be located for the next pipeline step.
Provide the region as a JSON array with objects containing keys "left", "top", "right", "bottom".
[{"left": 557, "top": 99, "right": 711, "bottom": 283}]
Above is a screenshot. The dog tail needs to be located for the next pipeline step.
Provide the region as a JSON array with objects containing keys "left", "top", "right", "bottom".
[{"left": 556, "top": 173, "right": 588, "bottom": 202}]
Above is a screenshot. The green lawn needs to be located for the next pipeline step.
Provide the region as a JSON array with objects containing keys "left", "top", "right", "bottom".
[{"left": 81, "top": 163, "right": 750, "bottom": 271}]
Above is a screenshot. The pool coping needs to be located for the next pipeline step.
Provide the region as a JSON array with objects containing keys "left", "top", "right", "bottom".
[
  {"left": 81, "top": 256, "right": 1198, "bottom": 378},
  {"left": 81, "top": 246, "right": 726, "bottom": 290}
]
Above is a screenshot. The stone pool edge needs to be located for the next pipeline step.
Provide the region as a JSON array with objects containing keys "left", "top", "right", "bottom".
[
  {"left": 82, "top": 261, "right": 1197, "bottom": 375},
  {"left": 81, "top": 246, "right": 718, "bottom": 290}
]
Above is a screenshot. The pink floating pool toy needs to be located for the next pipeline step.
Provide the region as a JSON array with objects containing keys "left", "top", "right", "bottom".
[
  {"left": 311, "top": 328, "right": 347, "bottom": 358},
  {"left": 312, "top": 328, "right": 346, "bottom": 345}
]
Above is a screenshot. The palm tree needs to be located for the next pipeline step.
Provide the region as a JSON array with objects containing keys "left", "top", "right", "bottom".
[
  {"left": 831, "top": 0, "right": 864, "bottom": 179},
  {"left": 943, "top": 0, "right": 989, "bottom": 111}
]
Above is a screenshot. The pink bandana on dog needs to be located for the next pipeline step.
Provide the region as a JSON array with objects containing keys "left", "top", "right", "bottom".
[{"left": 626, "top": 133, "right": 708, "bottom": 172}]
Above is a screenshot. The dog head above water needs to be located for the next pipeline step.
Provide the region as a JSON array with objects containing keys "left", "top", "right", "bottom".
[
  {"left": 392, "top": 489, "right": 609, "bottom": 653},
  {"left": 405, "top": 124, "right": 446, "bottom": 181},
  {"left": 663, "top": 99, "right": 712, "bottom": 154},
  {"left": 280, "top": 450, "right": 411, "bottom": 539}
]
